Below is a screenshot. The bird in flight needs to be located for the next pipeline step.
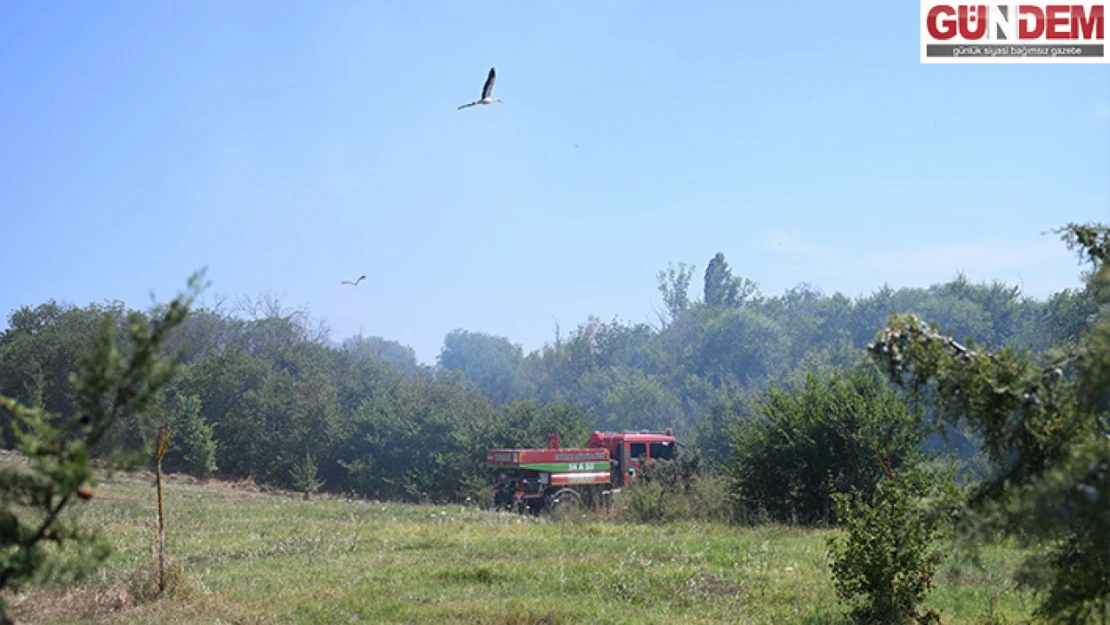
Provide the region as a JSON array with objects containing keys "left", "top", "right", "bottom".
[
  {"left": 457, "top": 67, "right": 501, "bottom": 110},
  {"left": 341, "top": 275, "right": 366, "bottom": 287}
]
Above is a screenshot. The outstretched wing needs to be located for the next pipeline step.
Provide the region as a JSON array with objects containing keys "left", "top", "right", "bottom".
[
  {"left": 458, "top": 102, "right": 477, "bottom": 110},
  {"left": 481, "top": 67, "right": 496, "bottom": 100}
]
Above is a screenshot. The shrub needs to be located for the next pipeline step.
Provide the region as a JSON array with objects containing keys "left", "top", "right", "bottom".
[
  {"left": 616, "top": 449, "right": 733, "bottom": 524},
  {"left": 729, "top": 366, "right": 928, "bottom": 525},
  {"left": 826, "top": 463, "right": 959, "bottom": 625},
  {"left": 289, "top": 449, "right": 326, "bottom": 500}
]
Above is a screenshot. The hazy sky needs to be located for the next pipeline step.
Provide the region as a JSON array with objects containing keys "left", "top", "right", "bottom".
[{"left": 2, "top": 1, "right": 1108, "bottom": 365}]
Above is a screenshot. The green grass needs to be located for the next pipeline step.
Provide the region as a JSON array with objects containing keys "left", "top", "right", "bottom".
[{"left": 6, "top": 470, "right": 1035, "bottom": 625}]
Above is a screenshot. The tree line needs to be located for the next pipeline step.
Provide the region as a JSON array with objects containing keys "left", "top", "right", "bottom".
[{"left": 0, "top": 249, "right": 1097, "bottom": 501}]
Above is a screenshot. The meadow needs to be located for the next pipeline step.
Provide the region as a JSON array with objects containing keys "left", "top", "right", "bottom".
[{"left": 7, "top": 466, "right": 1035, "bottom": 625}]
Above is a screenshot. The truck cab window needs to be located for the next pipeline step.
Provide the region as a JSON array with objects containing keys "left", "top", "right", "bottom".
[
  {"left": 629, "top": 443, "right": 647, "bottom": 459},
  {"left": 650, "top": 442, "right": 674, "bottom": 461}
]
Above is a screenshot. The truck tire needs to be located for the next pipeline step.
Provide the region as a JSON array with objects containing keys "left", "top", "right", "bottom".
[
  {"left": 546, "top": 488, "right": 582, "bottom": 514},
  {"left": 493, "top": 488, "right": 513, "bottom": 511}
]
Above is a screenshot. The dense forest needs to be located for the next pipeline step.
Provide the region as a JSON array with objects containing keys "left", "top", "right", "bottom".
[{"left": 0, "top": 251, "right": 1098, "bottom": 502}]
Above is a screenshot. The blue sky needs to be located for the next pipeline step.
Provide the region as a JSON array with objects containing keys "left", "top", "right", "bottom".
[{"left": 2, "top": 1, "right": 1108, "bottom": 365}]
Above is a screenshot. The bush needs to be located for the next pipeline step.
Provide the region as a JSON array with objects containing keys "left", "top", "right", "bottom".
[
  {"left": 826, "top": 463, "right": 959, "bottom": 625},
  {"left": 728, "top": 366, "right": 928, "bottom": 525},
  {"left": 616, "top": 449, "right": 733, "bottom": 524}
]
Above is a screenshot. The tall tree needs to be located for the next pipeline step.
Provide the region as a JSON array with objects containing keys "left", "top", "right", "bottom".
[
  {"left": 704, "top": 253, "right": 737, "bottom": 307},
  {"left": 656, "top": 261, "right": 696, "bottom": 325},
  {"left": 703, "top": 253, "right": 759, "bottom": 308}
]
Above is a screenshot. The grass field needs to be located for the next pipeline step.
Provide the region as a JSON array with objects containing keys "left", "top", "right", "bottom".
[{"left": 5, "top": 468, "right": 1036, "bottom": 625}]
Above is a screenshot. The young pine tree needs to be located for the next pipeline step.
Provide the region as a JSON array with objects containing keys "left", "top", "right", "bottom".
[
  {"left": 0, "top": 272, "right": 204, "bottom": 621},
  {"left": 289, "top": 449, "right": 325, "bottom": 501},
  {"left": 168, "top": 393, "right": 217, "bottom": 479}
]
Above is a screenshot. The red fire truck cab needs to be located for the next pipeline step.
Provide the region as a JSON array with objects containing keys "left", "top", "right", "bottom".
[{"left": 586, "top": 429, "right": 679, "bottom": 486}]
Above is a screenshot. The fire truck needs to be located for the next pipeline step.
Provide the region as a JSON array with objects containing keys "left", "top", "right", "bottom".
[{"left": 486, "top": 429, "right": 679, "bottom": 514}]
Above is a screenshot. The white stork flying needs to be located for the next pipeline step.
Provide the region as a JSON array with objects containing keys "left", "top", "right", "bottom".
[
  {"left": 457, "top": 67, "right": 501, "bottom": 110},
  {"left": 341, "top": 275, "right": 366, "bottom": 287}
]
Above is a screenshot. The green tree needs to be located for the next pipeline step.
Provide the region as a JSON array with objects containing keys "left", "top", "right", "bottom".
[
  {"left": 0, "top": 302, "right": 130, "bottom": 426},
  {"left": 704, "top": 252, "right": 734, "bottom": 307},
  {"left": 164, "top": 393, "right": 218, "bottom": 478},
  {"left": 173, "top": 347, "right": 272, "bottom": 480},
  {"left": 289, "top": 449, "right": 325, "bottom": 500},
  {"left": 591, "top": 368, "right": 681, "bottom": 433},
  {"left": 0, "top": 272, "right": 203, "bottom": 620},
  {"left": 342, "top": 333, "right": 420, "bottom": 377},
  {"left": 728, "top": 366, "right": 928, "bottom": 525},
  {"left": 696, "top": 307, "right": 788, "bottom": 387},
  {"left": 703, "top": 252, "right": 759, "bottom": 308},
  {"left": 827, "top": 464, "right": 957, "bottom": 625},
  {"left": 656, "top": 261, "right": 697, "bottom": 326},
  {"left": 159, "top": 305, "right": 238, "bottom": 364},
  {"left": 438, "top": 329, "right": 524, "bottom": 404},
  {"left": 341, "top": 369, "right": 497, "bottom": 502},
  {"left": 695, "top": 382, "right": 757, "bottom": 468},
  {"left": 866, "top": 222, "right": 1110, "bottom": 624}
]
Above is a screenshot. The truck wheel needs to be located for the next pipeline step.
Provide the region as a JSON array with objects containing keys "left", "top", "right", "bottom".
[{"left": 547, "top": 488, "right": 581, "bottom": 515}]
